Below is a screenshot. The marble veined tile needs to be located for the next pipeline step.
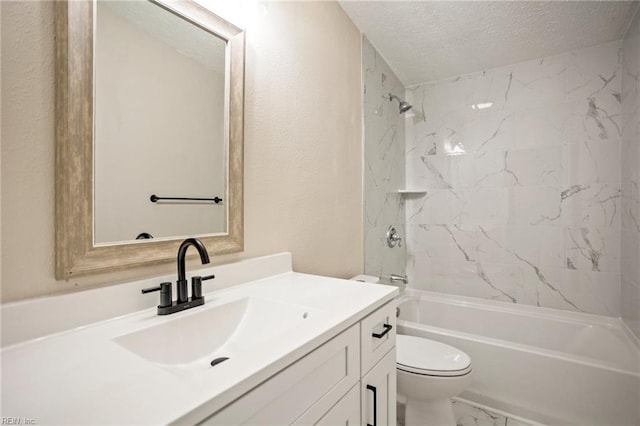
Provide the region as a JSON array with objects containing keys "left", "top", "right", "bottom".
[
  {"left": 516, "top": 186, "right": 561, "bottom": 226},
  {"left": 466, "top": 66, "right": 515, "bottom": 112},
  {"left": 411, "top": 110, "right": 473, "bottom": 155},
  {"left": 363, "top": 37, "right": 406, "bottom": 280},
  {"left": 408, "top": 74, "right": 474, "bottom": 118},
  {"left": 413, "top": 154, "right": 453, "bottom": 189},
  {"left": 410, "top": 224, "right": 477, "bottom": 263},
  {"left": 621, "top": 229, "right": 640, "bottom": 285},
  {"left": 505, "top": 146, "right": 563, "bottom": 188},
  {"left": 405, "top": 255, "right": 437, "bottom": 292},
  {"left": 477, "top": 225, "right": 564, "bottom": 269},
  {"left": 621, "top": 180, "right": 640, "bottom": 233},
  {"left": 564, "top": 95, "right": 622, "bottom": 145},
  {"left": 621, "top": 278, "right": 640, "bottom": 338},
  {"left": 473, "top": 261, "right": 535, "bottom": 304},
  {"left": 428, "top": 258, "right": 503, "bottom": 301},
  {"left": 563, "top": 140, "right": 621, "bottom": 187},
  {"left": 513, "top": 101, "right": 569, "bottom": 149},
  {"left": 406, "top": 190, "right": 454, "bottom": 225},
  {"left": 566, "top": 40, "right": 622, "bottom": 101},
  {"left": 621, "top": 2, "right": 640, "bottom": 339},
  {"left": 476, "top": 227, "right": 574, "bottom": 308},
  {"left": 451, "top": 187, "right": 512, "bottom": 226},
  {"left": 565, "top": 227, "right": 620, "bottom": 273},
  {"left": 405, "top": 40, "right": 624, "bottom": 315},
  {"left": 448, "top": 151, "right": 510, "bottom": 189},
  {"left": 458, "top": 109, "right": 515, "bottom": 154},
  {"left": 364, "top": 224, "right": 406, "bottom": 280},
  {"left": 503, "top": 53, "right": 567, "bottom": 109},
  {"left": 453, "top": 400, "right": 507, "bottom": 426},
  {"left": 560, "top": 183, "right": 621, "bottom": 229},
  {"left": 557, "top": 269, "right": 621, "bottom": 316},
  {"left": 621, "top": 121, "right": 639, "bottom": 180}
]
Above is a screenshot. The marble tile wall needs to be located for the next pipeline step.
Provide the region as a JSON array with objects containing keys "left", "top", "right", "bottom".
[
  {"left": 621, "top": 9, "right": 640, "bottom": 338},
  {"left": 363, "top": 37, "right": 406, "bottom": 280},
  {"left": 405, "top": 41, "right": 624, "bottom": 316}
]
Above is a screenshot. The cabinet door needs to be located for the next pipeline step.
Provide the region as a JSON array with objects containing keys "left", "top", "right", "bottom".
[
  {"left": 295, "top": 384, "right": 360, "bottom": 426},
  {"left": 362, "top": 348, "right": 396, "bottom": 426}
]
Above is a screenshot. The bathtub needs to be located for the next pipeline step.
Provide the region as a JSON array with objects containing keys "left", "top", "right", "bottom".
[{"left": 396, "top": 289, "right": 640, "bottom": 426}]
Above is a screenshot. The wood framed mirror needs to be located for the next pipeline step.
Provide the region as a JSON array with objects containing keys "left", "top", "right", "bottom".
[{"left": 55, "top": 0, "right": 244, "bottom": 279}]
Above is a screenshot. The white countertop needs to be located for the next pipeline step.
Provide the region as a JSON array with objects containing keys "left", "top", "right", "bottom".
[{"left": 2, "top": 265, "right": 397, "bottom": 425}]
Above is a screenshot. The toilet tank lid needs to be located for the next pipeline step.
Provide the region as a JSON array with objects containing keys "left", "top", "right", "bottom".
[
  {"left": 397, "top": 334, "right": 471, "bottom": 374},
  {"left": 350, "top": 275, "right": 380, "bottom": 284}
]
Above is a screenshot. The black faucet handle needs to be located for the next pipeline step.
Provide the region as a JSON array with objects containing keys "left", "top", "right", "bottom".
[
  {"left": 141, "top": 282, "right": 172, "bottom": 308},
  {"left": 191, "top": 274, "right": 215, "bottom": 300}
]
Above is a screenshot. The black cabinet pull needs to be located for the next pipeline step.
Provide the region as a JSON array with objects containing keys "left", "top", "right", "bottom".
[
  {"left": 366, "top": 384, "right": 377, "bottom": 426},
  {"left": 372, "top": 323, "right": 393, "bottom": 339}
]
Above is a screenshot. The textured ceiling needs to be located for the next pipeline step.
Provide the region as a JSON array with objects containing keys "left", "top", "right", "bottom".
[{"left": 339, "top": 1, "right": 639, "bottom": 86}]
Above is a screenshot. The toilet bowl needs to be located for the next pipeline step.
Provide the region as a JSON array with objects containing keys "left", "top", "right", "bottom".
[{"left": 397, "top": 334, "right": 472, "bottom": 426}]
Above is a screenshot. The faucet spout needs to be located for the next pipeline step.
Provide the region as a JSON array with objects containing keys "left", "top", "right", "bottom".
[{"left": 176, "top": 238, "right": 210, "bottom": 302}]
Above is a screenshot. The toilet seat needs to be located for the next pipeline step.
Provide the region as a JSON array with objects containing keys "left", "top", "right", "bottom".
[{"left": 397, "top": 334, "right": 471, "bottom": 377}]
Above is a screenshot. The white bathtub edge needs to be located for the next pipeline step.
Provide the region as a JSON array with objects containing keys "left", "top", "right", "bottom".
[
  {"left": 401, "top": 289, "right": 627, "bottom": 330},
  {"left": 397, "top": 320, "right": 639, "bottom": 377}
]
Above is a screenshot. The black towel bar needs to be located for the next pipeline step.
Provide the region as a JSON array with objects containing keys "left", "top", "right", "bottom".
[{"left": 150, "top": 194, "right": 223, "bottom": 204}]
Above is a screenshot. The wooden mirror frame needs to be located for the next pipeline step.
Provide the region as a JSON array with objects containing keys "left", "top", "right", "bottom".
[{"left": 55, "top": 0, "right": 244, "bottom": 280}]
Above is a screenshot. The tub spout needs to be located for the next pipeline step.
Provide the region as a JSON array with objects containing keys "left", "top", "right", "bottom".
[{"left": 390, "top": 274, "right": 408, "bottom": 285}]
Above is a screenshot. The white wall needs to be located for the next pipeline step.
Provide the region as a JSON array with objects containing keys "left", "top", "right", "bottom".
[
  {"left": 362, "top": 37, "right": 406, "bottom": 281},
  {"left": 406, "top": 41, "right": 623, "bottom": 316},
  {"left": 621, "top": 8, "right": 640, "bottom": 338},
  {"left": 0, "top": 2, "right": 3, "bottom": 293},
  {"left": 0, "top": 0, "right": 363, "bottom": 302}
]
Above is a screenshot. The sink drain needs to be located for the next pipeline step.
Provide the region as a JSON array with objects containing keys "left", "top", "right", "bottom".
[{"left": 210, "top": 357, "right": 229, "bottom": 367}]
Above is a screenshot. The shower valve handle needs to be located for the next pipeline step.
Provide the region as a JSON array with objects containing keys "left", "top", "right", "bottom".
[{"left": 386, "top": 226, "right": 402, "bottom": 248}]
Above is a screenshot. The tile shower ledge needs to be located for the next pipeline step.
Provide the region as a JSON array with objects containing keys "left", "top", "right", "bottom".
[
  {"left": 1, "top": 254, "right": 397, "bottom": 425},
  {"left": 397, "top": 189, "right": 427, "bottom": 195}
]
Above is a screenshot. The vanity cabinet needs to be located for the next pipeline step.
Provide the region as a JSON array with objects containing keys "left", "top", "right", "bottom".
[
  {"left": 361, "top": 301, "right": 397, "bottom": 426},
  {"left": 362, "top": 349, "right": 397, "bottom": 426},
  {"left": 201, "top": 325, "right": 360, "bottom": 425},
  {"left": 200, "top": 300, "right": 397, "bottom": 426}
]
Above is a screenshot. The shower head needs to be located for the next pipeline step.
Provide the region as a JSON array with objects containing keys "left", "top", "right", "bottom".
[{"left": 389, "top": 93, "right": 412, "bottom": 114}]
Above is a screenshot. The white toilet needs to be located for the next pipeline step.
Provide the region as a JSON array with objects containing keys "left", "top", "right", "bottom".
[
  {"left": 349, "top": 275, "right": 472, "bottom": 425},
  {"left": 397, "top": 334, "right": 472, "bottom": 426}
]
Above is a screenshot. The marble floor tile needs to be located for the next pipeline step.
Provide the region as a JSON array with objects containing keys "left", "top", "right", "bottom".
[{"left": 453, "top": 400, "right": 507, "bottom": 426}]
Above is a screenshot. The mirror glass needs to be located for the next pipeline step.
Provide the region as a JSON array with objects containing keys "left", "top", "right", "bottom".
[{"left": 93, "top": 0, "right": 228, "bottom": 245}]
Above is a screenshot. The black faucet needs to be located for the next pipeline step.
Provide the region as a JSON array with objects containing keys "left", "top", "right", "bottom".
[
  {"left": 176, "top": 238, "right": 210, "bottom": 303},
  {"left": 141, "top": 238, "right": 215, "bottom": 315}
]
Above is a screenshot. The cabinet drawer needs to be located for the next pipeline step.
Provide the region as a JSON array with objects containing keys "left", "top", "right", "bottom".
[
  {"left": 201, "top": 324, "right": 360, "bottom": 425},
  {"left": 360, "top": 300, "right": 396, "bottom": 375}
]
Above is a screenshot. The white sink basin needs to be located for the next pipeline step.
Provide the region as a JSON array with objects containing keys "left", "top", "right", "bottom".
[{"left": 114, "top": 297, "right": 316, "bottom": 368}]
